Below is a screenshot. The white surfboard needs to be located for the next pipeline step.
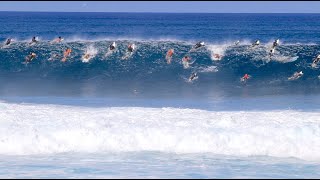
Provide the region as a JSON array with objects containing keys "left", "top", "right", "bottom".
[
  {"left": 166, "top": 55, "right": 172, "bottom": 64},
  {"left": 121, "top": 52, "right": 133, "bottom": 60},
  {"left": 288, "top": 74, "right": 303, "bottom": 81},
  {"left": 105, "top": 49, "right": 116, "bottom": 58},
  {"left": 188, "top": 76, "right": 198, "bottom": 82},
  {"left": 182, "top": 61, "right": 190, "bottom": 69}
]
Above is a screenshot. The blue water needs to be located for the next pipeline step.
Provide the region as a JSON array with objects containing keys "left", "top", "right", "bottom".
[{"left": 0, "top": 12, "right": 320, "bottom": 178}]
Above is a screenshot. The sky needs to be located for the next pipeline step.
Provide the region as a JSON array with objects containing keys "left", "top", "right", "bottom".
[{"left": 0, "top": 1, "right": 319, "bottom": 13}]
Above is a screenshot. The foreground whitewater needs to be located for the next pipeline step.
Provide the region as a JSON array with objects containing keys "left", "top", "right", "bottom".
[{"left": 0, "top": 101, "right": 319, "bottom": 161}]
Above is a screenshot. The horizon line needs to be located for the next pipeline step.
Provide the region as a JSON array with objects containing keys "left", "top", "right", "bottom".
[{"left": 0, "top": 11, "right": 319, "bottom": 14}]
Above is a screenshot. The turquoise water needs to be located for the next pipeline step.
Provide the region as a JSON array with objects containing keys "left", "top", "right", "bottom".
[{"left": 1, "top": 153, "right": 319, "bottom": 178}]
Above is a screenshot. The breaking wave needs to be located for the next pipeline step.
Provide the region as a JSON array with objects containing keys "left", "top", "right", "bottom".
[{"left": 0, "top": 101, "right": 319, "bottom": 161}]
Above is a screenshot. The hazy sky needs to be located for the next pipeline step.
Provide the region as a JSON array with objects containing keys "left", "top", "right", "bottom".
[{"left": 0, "top": 1, "right": 319, "bottom": 13}]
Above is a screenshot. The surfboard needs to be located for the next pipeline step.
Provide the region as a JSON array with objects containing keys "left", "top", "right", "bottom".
[
  {"left": 121, "top": 52, "right": 133, "bottom": 60},
  {"left": 188, "top": 48, "right": 195, "bottom": 53},
  {"left": 61, "top": 57, "right": 67, "bottom": 62},
  {"left": 188, "top": 76, "right": 198, "bottom": 82},
  {"left": 29, "top": 42, "right": 37, "bottom": 46},
  {"left": 105, "top": 49, "right": 116, "bottom": 58},
  {"left": 240, "top": 77, "right": 246, "bottom": 82},
  {"left": 166, "top": 55, "right": 172, "bottom": 64},
  {"left": 182, "top": 61, "right": 190, "bottom": 69},
  {"left": 288, "top": 74, "right": 302, "bottom": 81},
  {"left": 1, "top": 44, "right": 10, "bottom": 49},
  {"left": 311, "top": 63, "right": 318, "bottom": 68}
]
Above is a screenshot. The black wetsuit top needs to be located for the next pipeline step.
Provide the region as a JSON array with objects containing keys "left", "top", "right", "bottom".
[
  {"left": 272, "top": 42, "right": 278, "bottom": 48},
  {"left": 194, "top": 42, "right": 203, "bottom": 49},
  {"left": 5, "top": 39, "right": 11, "bottom": 45},
  {"left": 31, "top": 37, "right": 37, "bottom": 43},
  {"left": 190, "top": 73, "right": 197, "bottom": 80}
]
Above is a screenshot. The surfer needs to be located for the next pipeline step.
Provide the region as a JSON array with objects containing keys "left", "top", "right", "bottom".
[
  {"left": 121, "top": 44, "right": 135, "bottom": 60},
  {"left": 288, "top": 71, "right": 303, "bottom": 80},
  {"left": 128, "top": 44, "right": 135, "bottom": 53},
  {"left": 166, "top": 49, "right": 174, "bottom": 64},
  {"left": 4, "top": 38, "right": 12, "bottom": 46},
  {"left": 53, "top": 36, "right": 63, "bottom": 43},
  {"left": 83, "top": 52, "right": 90, "bottom": 59},
  {"left": 25, "top": 52, "right": 36, "bottom": 63},
  {"left": 109, "top": 42, "right": 116, "bottom": 51},
  {"left": 29, "top": 36, "right": 38, "bottom": 45},
  {"left": 313, "top": 54, "right": 320, "bottom": 64},
  {"left": 189, "top": 72, "right": 198, "bottom": 81},
  {"left": 234, "top": 40, "right": 240, "bottom": 46},
  {"left": 214, "top": 54, "right": 222, "bottom": 60},
  {"left": 182, "top": 56, "right": 191, "bottom": 68},
  {"left": 241, "top": 73, "right": 251, "bottom": 82},
  {"left": 272, "top": 39, "right": 280, "bottom": 48},
  {"left": 194, "top": 41, "right": 205, "bottom": 49},
  {"left": 251, "top": 40, "right": 260, "bottom": 47},
  {"left": 269, "top": 48, "right": 275, "bottom": 58},
  {"left": 61, "top": 48, "right": 72, "bottom": 62}
]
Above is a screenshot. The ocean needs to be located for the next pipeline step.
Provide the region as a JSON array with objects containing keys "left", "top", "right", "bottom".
[{"left": 0, "top": 12, "right": 320, "bottom": 178}]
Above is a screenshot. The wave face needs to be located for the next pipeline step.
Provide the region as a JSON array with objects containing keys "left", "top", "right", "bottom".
[
  {"left": 0, "top": 101, "right": 319, "bottom": 161},
  {"left": 0, "top": 40, "right": 320, "bottom": 98},
  {"left": 1, "top": 12, "right": 320, "bottom": 98}
]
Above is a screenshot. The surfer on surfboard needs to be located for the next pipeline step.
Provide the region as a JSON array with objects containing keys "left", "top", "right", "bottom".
[
  {"left": 24, "top": 52, "right": 36, "bottom": 63},
  {"left": 29, "top": 36, "right": 38, "bottom": 45},
  {"left": 189, "top": 72, "right": 198, "bottom": 82},
  {"left": 166, "top": 49, "right": 174, "bottom": 64},
  {"left": 61, "top": 48, "right": 72, "bottom": 62},
  {"left": 312, "top": 54, "right": 320, "bottom": 65},
  {"left": 52, "top": 36, "right": 63, "bottom": 43},
  {"left": 190, "top": 41, "right": 205, "bottom": 52},
  {"left": 109, "top": 42, "right": 116, "bottom": 51},
  {"left": 288, "top": 71, "right": 303, "bottom": 80},
  {"left": 4, "top": 38, "right": 12, "bottom": 46},
  {"left": 251, "top": 40, "right": 260, "bottom": 48},
  {"left": 121, "top": 43, "right": 135, "bottom": 60},
  {"left": 240, "top": 73, "right": 251, "bottom": 83},
  {"left": 272, "top": 39, "right": 280, "bottom": 49},
  {"left": 182, "top": 56, "right": 192, "bottom": 69},
  {"left": 128, "top": 43, "right": 135, "bottom": 53},
  {"left": 269, "top": 48, "right": 275, "bottom": 59}
]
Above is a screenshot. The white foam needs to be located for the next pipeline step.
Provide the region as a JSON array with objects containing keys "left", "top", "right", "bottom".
[
  {"left": 63, "top": 35, "right": 186, "bottom": 44},
  {"left": 271, "top": 55, "right": 299, "bottom": 63},
  {"left": 207, "top": 44, "right": 229, "bottom": 61},
  {"left": 198, "top": 66, "right": 218, "bottom": 73},
  {"left": 0, "top": 101, "right": 319, "bottom": 161},
  {"left": 82, "top": 45, "right": 98, "bottom": 63}
]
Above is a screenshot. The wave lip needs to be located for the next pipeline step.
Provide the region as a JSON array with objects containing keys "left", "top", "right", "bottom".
[{"left": 0, "top": 102, "right": 319, "bottom": 161}]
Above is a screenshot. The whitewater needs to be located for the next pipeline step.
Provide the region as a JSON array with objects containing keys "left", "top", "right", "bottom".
[{"left": 0, "top": 101, "right": 320, "bottom": 160}]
